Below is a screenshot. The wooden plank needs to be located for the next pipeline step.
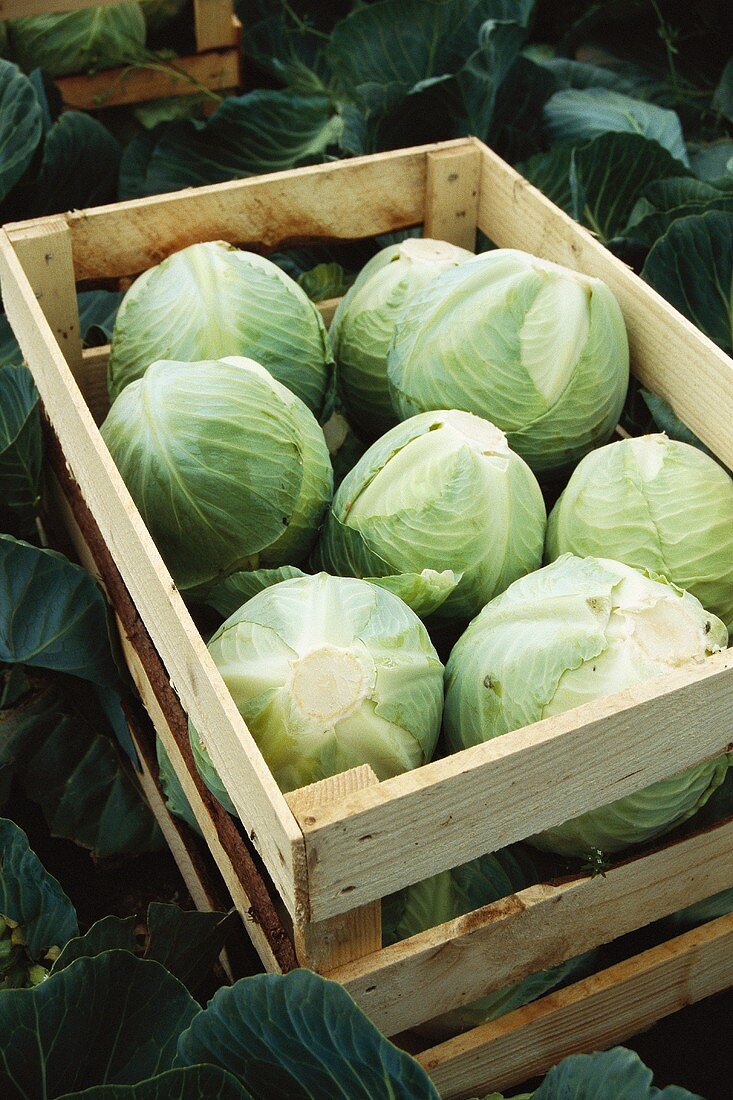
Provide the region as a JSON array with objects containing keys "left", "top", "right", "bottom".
[
  {"left": 0, "top": 0, "right": 123, "bottom": 15},
  {"left": 0, "top": 229, "right": 306, "bottom": 921},
  {"left": 296, "top": 646, "right": 733, "bottom": 921},
  {"left": 4, "top": 140, "right": 475, "bottom": 281},
  {"left": 56, "top": 47, "right": 240, "bottom": 111},
  {"left": 474, "top": 140, "right": 733, "bottom": 469},
  {"left": 424, "top": 146, "right": 481, "bottom": 251},
  {"left": 10, "top": 219, "right": 83, "bottom": 378},
  {"left": 288, "top": 767, "right": 382, "bottom": 972},
  {"left": 332, "top": 817, "right": 733, "bottom": 1035},
  {"left": 419, "top": 913, "right": 733, "bottom": 1098},
  {"left": 45, "top": 469, "right": 296, "bottom": 974},
  {"left": 193, "top": 0, "right": 236, "bottom": 50}
]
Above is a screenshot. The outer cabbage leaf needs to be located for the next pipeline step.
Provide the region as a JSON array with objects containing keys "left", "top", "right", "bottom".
[
  {"left": 0, "top": 60, "right": 43, "bottom": 204},
  {"left": 9, "top": 5, "right": 147, "bottom": 77},
  {"left": 101, "top": 358, "right": 333, "bottom": 592},
  {"left": 108, "top": 241, "right": 333, "bottom": 414},
  {"left": 58, "top": 1066, "right": 252, "bottom": 1100},
  {"left": 176, "top": 968, "right": 440, "bottom": 1099},
  {"left": 0, "top": 365, "right": 42, "bottom": 536},
  {"left": 314, "top": 410, "right": 545, "bottom": 625},
  {"left": 531, "top": 1046, "right": 704, "bottom": 1099}
]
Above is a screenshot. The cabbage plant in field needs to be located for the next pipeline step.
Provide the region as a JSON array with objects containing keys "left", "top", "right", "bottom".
[
  {"left": 383, "top": 845, "right": 594, "bottom": 1037},
  {"left": 9, "top": 5, "right": 147, "bottom": 77},
  {"left": 387, "top": 249, "right": 629, "bottom": 474},
  {"left": 444, "top": 555, "right": 729, "bottom": 857},
  {"left": 313, "top": 410, "right": 546, "bottom": 627},
  {"left": 100, "top": 357, "right": 333, "bottom": 593},
  {"left": 190, "top": 572, "right": 444, "bottom": 799},
  {"left": 546, "top": 433, "right": 733, "bottom": 631},
  {"left": 108, "top": 240, "right": 333, "bottom": 414},
  {"left": 331, "top": 237, "right": 473, "bottom": 440}
]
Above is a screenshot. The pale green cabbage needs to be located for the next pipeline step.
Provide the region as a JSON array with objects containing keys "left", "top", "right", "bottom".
[
  {"left": 444, "top": 555, "right": 729, "bottom": 857},
  {"left": 331, "top": 238, "right": 473, "bottom": 440},
  {"left": 313, "top": 410, "right": 546, "bottom": 627},
  {"left": 190, "top": 572, "right": 444, "bottom": 798},
  {"left": 100, "top": 356, "right": 333, "bottom": 593},
  {"left": 9, "top": 5, "right": 146, "bottom": 77},
  {"left": 546, "top": 433, "right": 733, "bottom": 630},
  {"left": 383, "top": 845, "right": 595, "bottom": 1037},
  {"left": 387, "top": 249, "right": 629, "bottom": 474},
  {"left": 108, "top": 240, "right": 334, "bottom": 414}
]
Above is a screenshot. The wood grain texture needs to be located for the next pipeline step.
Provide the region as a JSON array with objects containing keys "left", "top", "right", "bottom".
[
  {"left": 424, "top": 146, "right": 481, "bottom": 251},
  {"left": 0, "top": 0, "right": 123, "bottom": 15},
  {"left": 288, "top": 767, "right": 382, "bottom": 969},
  {"left": 475, "top": 140, "right": 733, "bottom": 469},
  {"left": 419, "top": 913, "right": 733, "bottom": 1098},
  {"left": 193, "top": 0, "right": 236, "bottom": 50},
  {"left": 4, "top": 140, "right": 475, "bottom": 281},
  {"left": 56, "top": 46, "right": 240, "bottom": 110},
  {"left": 331, "top": 818, "right": 733, "bottom": 1034},
  {"left": 0, "top": 229, "right": 305, "bottom": 920},
  {"left": 297, "top": 646, "right": 733, "bottom": 920}
]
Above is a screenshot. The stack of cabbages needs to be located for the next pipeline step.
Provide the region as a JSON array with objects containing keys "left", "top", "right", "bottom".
[{"left": 101, "top": 236, "right": 733, "bottom": 1033}]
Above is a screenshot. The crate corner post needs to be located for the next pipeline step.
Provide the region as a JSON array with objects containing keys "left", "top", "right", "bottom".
[
  {"left": 287, "top": 765, "right": 382, "bottom": 974},
  {"left": 424, "top": 143, "right": 482, "bottom": 252}
]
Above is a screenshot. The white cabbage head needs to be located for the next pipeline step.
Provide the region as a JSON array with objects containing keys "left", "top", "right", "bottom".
[
  {"left": 101, "top": 357, "right": 333, "bottom": 593},
  {"left": 108, "top": 240, "right": 333, "bottom": 413},
  {"left": 313, "top": 409, "right": 546, "bottom": 628},
  {"left": 330, "top": 237, "right": 473, "bottom": 439},
  {"left": 444, "top": 555, "right": 729, "bottom": 857},
  {"left": 387, "top": 249, "right": 629, "bottom": 474},
  {"left": 546, "top": 433, "right": 733, "bottom": 630},
  {"left": 189, "top": 572, "right": 444, "bottom": 799}
]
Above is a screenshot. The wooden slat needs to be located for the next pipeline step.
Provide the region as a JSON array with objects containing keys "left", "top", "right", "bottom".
[
  {"left": 10, "top": 220, "right": 83, "bottom": 378},
  {"left": 419, "top": 913, "right": 733, "bottom": 1098},
  {"left": 45, "top": 470, "right": 296, "bottom": 974},
  {"left": 193, "top": 0, "right": 236, "bottom": 50},
  {"left": 424, "top": 146, "right": 481, "bottom": 251},
  {"left": 474, "top": 140, "right": 733, "bottom": 469},
  {"left": 295, "top": 647, "right": 733, "bottom": 921},
  {"left": 288, "top": 767, "right": 382, "bottom": 972},
  {"left": 0, "top": 0, "right": 122, "bottom": 15},
  {"left": 332, "top": 817, "right": 733, "bottom": 1034},
  {"left": 4, "top": 140, "right": 475, "bottom": 281},
  {"left": 56, "top": 47, "right": 240, "bottom": 111},
  {"left": 0, "top": 229, "right": 306, "bottom": 921}
]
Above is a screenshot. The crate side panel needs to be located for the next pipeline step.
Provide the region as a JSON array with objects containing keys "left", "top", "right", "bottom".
[
  {"left": 7, "top": 141, "right": 475, "bottom": 281},
  {"left": 193, "top": 0, "right": 236, "bottom": 49},
  {"left": 299, "top": 648, "right": 733, "bottom": 919},
  {"left": 419, "top": 913, "right": 733, "bottom": 1098},
  {"left": 332, "top": 817, "right": 733, "bottom": 1034},
  {"left": 475, "top": 142, "right": 733, "bottom": 468},
  {"left": 56, "top": 48, "right": 241, "bottom": 111},
  {"left": 0, "top": 230, "right": 305, "bottom": 919}
]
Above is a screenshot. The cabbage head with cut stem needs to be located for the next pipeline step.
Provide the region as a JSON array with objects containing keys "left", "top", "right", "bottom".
[
  {"left": 546, "top": 433, "right": 733, "bottom": 631},
  {"left": 313, "top": 409, "right": 546, "bottom": 628},
  {"left": 444, "top": 555, "right": 729, "bottom": 858},
  {"left": 383, "top": 844, "right": 595, "bottom": 1038},
  {"left": 189, "top": 572, "right": 444, "bottom": 800},
  {"left": 330, "top": 237, "right": 473, "bottom": 440},
  {"left": 108, "top": 240, "right": 333, "bottom": 414},
  {"left": 100, "top": 357, "right": 333, "bottom": 594},
  {"left": 387, "top": 249, "right": 629, "bottom": 475}
]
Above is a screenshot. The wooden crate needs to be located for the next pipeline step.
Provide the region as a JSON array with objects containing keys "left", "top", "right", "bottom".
[
  {"left": 1, "top": 137, "right": 732, "bottom": 1097},
  {"left": 0, "top": 0, "right": 242, "bottom": 110}
]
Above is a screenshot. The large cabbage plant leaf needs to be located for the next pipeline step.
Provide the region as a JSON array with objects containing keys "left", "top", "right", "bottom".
[
  {"left": 176, "top": 968, "right": 441, "bottom": 1099},
  {"left": 0, "top": 817, "right": 78, "bottom": 987},
  {"left": 0, "top": 951, "right": 199, "bottom": 1098},
  {"left": 0, "top": 672, "right": 161, "bottom": 857},
  {"left": 528, "top": 1046, "right": 704, "bottom": 1098},
  {"left": 0, "top": 61, "right": 42, "bottom": 204},
  {"left": 59, "top": 1066, "right": 252, "bottom": 1099},
  {"left": 642, "top": 210, "right": 733, "bottom": 354},
  {"left": 0, "top": 365, "right": 41, "bottom": 537},
  {"left": 23, "top": 111, "right": 122, "bottom": 217},
  {"left": 625, "top": 176, "right": 733, "bottom": 246}
]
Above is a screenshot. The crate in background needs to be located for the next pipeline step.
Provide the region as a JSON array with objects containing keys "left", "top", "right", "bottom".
[
  {"left": 1, "top": 138, "right": 732, "bottom": 1099},
  {"left": 0, "top": 0, "right": 242, "bottom": 110}
]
